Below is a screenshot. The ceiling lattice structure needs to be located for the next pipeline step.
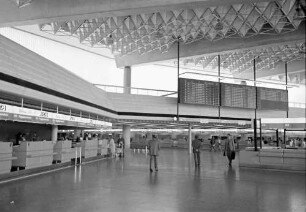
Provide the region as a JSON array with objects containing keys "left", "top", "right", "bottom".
[
  {"left": 180, "top": 42, "right": 305, "bottom": 73},
  {"left": 39, "top": 0, "right": 303, "bottom": 59}
]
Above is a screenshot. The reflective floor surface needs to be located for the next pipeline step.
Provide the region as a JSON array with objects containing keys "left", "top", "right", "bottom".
[{"left": 0, "top": 149, "right": 305, "bottom": 212}]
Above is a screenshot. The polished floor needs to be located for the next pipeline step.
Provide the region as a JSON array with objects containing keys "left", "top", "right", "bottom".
[{"left": 0, "top": 149, "right": 305, "bottom": 212}]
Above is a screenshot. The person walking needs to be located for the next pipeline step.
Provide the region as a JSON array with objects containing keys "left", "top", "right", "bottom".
[
  {"left": 148, "top": 134, "right": 160, "bottom": 172},
  {"left": 209, "top": 137, "right": 216, "bottom": 152},
  {"left": 192, "top": 135, "right": 202, "bottom": 167},
  {"left": 224, "top": 134, "right": 235, "bottom": 166},
  {"left": 216, "top": 136, "right": 222, "bottom": 152}
]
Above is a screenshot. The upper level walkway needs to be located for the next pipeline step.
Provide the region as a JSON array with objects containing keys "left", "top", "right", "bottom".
[{"left": 0, "top": 149, "right": 305, "bottom": 212}]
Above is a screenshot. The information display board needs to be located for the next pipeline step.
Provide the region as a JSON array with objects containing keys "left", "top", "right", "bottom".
[
  {"left": 179, "top": 78, "right": 219, "bottom": 106},
  {"left": 221, "top": 83, "right": 256, "bottom": 109},
  {"left": 179, "top": 78, "right": 288, "bottom": 111},
  {"left": 257, "top": 87, "right": 288, "bottom": 111}
]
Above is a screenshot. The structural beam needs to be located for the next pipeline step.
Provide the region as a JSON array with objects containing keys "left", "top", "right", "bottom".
[
  {"left": 0, "top": 0, "right": 277, "bottom": 27},
  {"left": 115, "top": 24, "right": 305, "bottom": 68}
]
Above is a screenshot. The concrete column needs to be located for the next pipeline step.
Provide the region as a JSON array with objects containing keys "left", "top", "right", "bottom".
[
  {"left": 51, "top": 125, "right": 58, "bottom": 142},
  {"left": 188, "top": 124, "right": 192, "bottom": 154},
  {"left": 124, "top": 66, "right": 132, "bottom": 94},
  {"left": 123, "top": 125, "right": 131, "bottom": 149}
]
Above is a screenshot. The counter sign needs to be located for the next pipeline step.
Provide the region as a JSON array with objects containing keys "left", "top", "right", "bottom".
[{"left": 39, "top": 111, "right": 48, "bottom": 118}]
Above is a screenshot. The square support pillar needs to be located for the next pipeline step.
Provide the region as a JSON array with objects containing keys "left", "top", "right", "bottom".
[
  {"left": 123, "top": 125, "right": 131, "bottom": 149},
  {"left": 124, "top": 66, "right": 131, "bottom": 94}
]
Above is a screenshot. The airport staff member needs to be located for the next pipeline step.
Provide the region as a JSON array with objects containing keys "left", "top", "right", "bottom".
[{"left": 192, "top": 135, "right": 202, "bottom": 167}]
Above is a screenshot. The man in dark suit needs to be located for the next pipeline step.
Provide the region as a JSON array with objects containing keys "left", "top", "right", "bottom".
[
  {"left": 192, "top": 135, "right": 202, "bottom": 167},
  {"left": 148, "top": 134, "right": 160, "bottom": 172}
]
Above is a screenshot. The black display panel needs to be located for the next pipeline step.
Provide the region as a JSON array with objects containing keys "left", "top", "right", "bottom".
[
  {"left": 179, "top": 78, "right": 288, "bottom": 111},
  {"left": 257, "top": 87, "right": 288, "bottom": 111},
  {"left": 179, "top": 78, "right": 219, "bottom": 106},
  {"left": 221, "top": 83, "right": 256, "bottom": 109}
]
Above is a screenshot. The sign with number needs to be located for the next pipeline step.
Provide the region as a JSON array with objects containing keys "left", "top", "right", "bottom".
[{"left": 0, "top": 104, "right": 6, "bottom": 111}]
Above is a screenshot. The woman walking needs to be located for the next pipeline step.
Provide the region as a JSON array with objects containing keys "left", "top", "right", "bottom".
[{"left": 224, "top": 134, "right": 235, "bottom": 166}]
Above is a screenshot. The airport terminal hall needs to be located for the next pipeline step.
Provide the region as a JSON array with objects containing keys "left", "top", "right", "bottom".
[{"left": 0, "top": 0, "right": 306, "bottom": 212}]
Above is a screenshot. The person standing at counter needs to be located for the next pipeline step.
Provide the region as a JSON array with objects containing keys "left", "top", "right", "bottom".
[
  {"left": 109, "top": 135, "right": 116, "bottom": 158},
  {"left": 224, "top": 134, "right": 235, "bottom": 166}
]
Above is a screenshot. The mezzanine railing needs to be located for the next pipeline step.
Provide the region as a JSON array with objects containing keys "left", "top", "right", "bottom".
[
  {"left": 94, "top": 84, "right": 177, "bottom": 97},
  {"left": 94, "top": 84, "right": 306, "bottom": 109}
]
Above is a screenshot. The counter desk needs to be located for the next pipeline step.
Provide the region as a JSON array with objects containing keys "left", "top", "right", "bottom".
[
  {"left": 239, "top": 147, "right": 306, "bottom": 171},
  {"left": 0, "top": 142, "right": 15, "bottom": 174},
  {"left": 12, "top": 141, "right": 55, "bottom": 169},
  {"left": 53, "top": 140, "right": 74, "bottom": 163},
  {"left": 81, "top": 140, "right": 99, "bottom": 158}
]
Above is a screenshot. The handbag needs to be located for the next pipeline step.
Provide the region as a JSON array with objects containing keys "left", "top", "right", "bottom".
[{"left": 231, "top": 151, "right": 235, "bottom": 160}]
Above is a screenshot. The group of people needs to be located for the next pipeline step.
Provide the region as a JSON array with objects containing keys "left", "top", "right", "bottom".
[
  {"left": 146, "top": 133, "right": 236, "bottom": 173},
  {"left": 288, "top": 138, "right": 306, "bottom": 148},
  {"left": 192, "top": 134, "right": 236, "bottom": 167},
  {"left": 105, "top": 134, "right": 125, "bottom": 158},
  {"left": 74, "top": 133, "right": 125, "bottom": 158},
  {"left": 14, "top": 132, "right": 39, "bottom": 145}
]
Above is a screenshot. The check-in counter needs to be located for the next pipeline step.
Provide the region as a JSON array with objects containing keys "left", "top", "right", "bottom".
[
  {"left": 53, "top": 140, "right": 74, "bottom": 163},
  {"left": 0, "top": 142, "right": 15, "bottom": 174},
  {"left": 99, "top": 139, "right": 108, "bottom": 156},
  {"left": 239, "top": 147, "right": 306, "bottom": 171},
  {"left": 81, "top": 139, "right": 98, "bottom": 158},
  {"left": 97, "top": 139, "right": 104, "bottom": 155},
  {"left": 12, "top": 141, "right": 55, "bottom": 169}
]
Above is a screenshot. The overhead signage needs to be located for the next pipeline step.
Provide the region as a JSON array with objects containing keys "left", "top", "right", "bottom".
[
  {"left": 179, "top": 78, "right": 220, "bottom": 106},
  {"left": 13, "top": 114, "right": 34, "bottom": 122},
  {"left": 0, "top": 112, "right": 13, "bottom": 120},
  {"left": 221, "top": 83, "right": 256, "bottom": 109},
  {"left": 0, "top": 103, "right": 112, "bottom": 128},
  {"left": 257, "top": 87, "right": 288, "bottom": 111},
  {"left": 0, "top": 103, "right": 7, "bottom": 112},
  {"left": 34, "top": 116, "right": 53, "bottom": 124},
  {"left": 179, "top": 78, "right": 289, "bottom": 111}
]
